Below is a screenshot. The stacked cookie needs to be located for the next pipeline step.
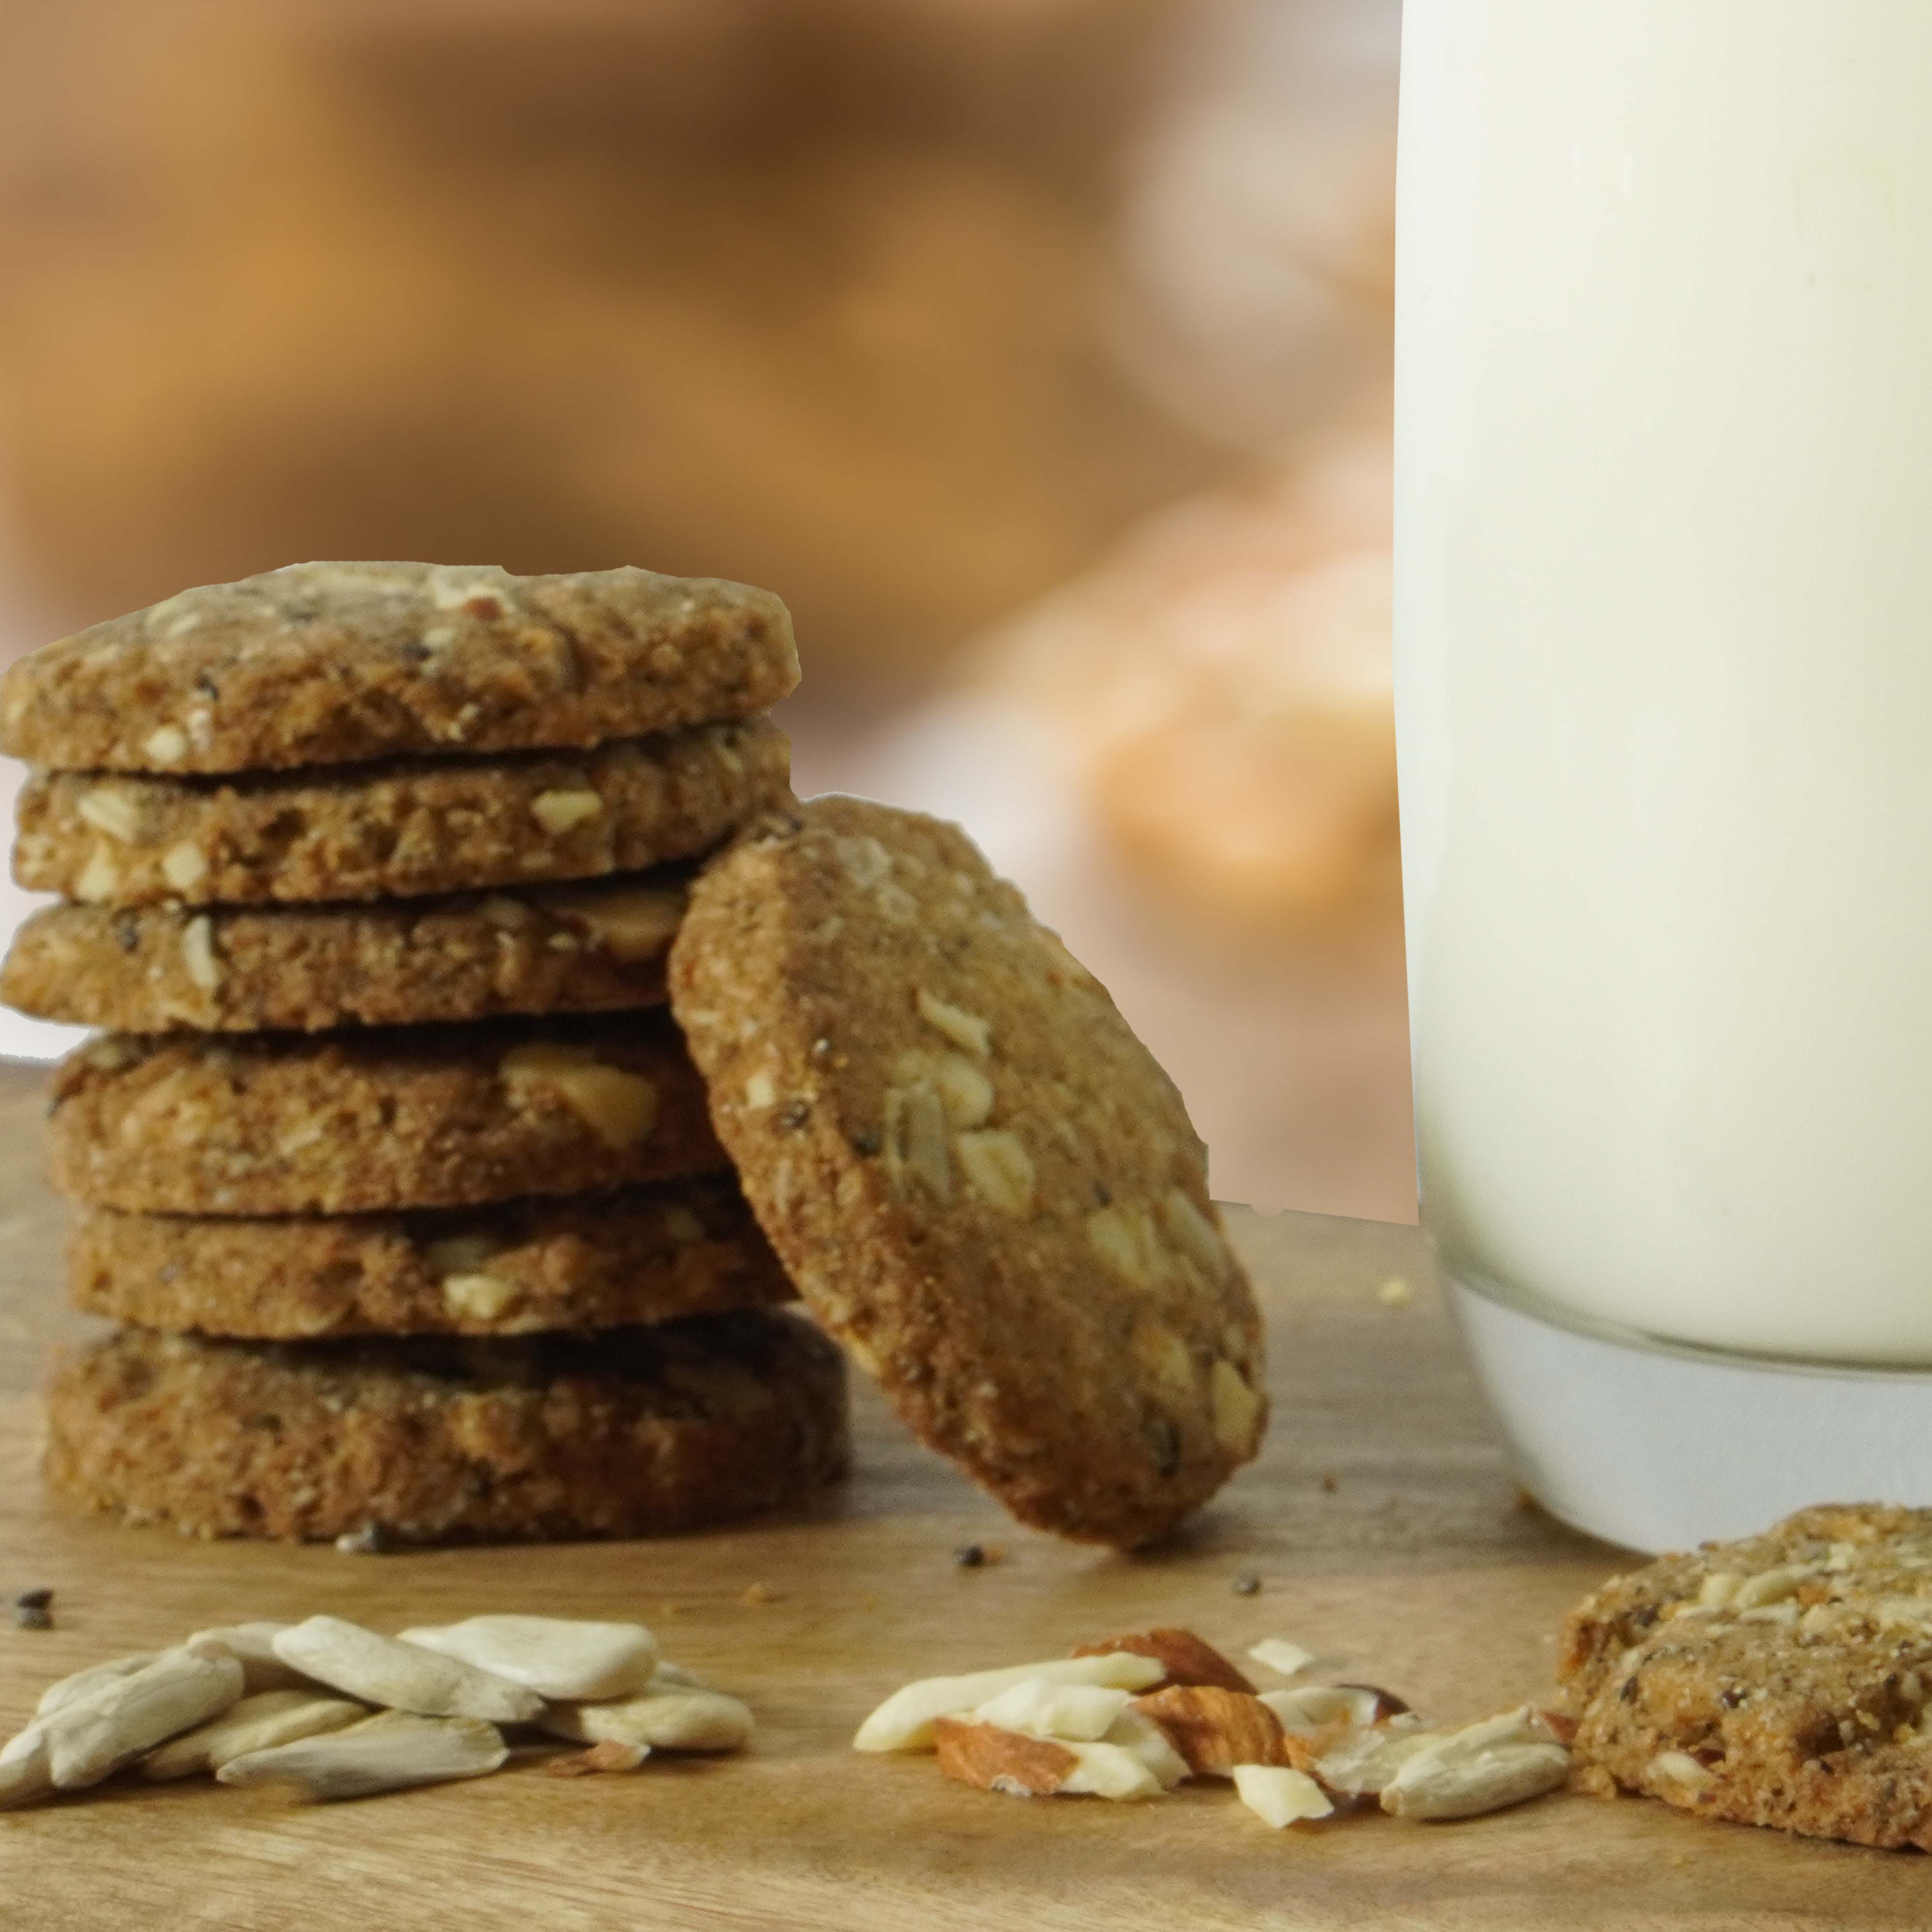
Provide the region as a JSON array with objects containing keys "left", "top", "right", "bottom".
[{"left": 0, "top": 561, "right": 849, "bottom": 1544}]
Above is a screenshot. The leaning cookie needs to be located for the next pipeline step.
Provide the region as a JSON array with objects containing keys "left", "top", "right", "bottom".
[
  {"left": 43, "top": 1313, "right": 849, "bottom": 1544},
  {"left": 0, "top": 560, "right": 798, "bottom": 775},
  {"left": 15, "top": 719, "right": 789, "bottom": 908},
  {"left": 1560, "top": 1503, "right": 1932, "bottom": 1850},
  {"left": 669, "top": 796, "right": 1266, "bottom": 1550},
  {"left": 69, "top": 1179, "right": 791, "bottom": 1339},
  {"left": 49, "top": 1015, "right": 726, "bottom": 1215},
  {"left": 1, "top": 875, "right": 688, "bottom": 1034}
]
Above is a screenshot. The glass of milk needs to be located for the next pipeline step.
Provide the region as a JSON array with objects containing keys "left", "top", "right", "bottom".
[{"left": 1396, "top": 2, "right": 1932, "bottom": 1544}]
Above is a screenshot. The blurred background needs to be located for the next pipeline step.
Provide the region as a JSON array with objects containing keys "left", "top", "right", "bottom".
[{"left": 0, "top": 0, "right": 1410, "bottom": 1221}]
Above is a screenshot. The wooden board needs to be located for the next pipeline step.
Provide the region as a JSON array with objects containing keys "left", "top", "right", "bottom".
[{"left": 0, "top": 1065, "right": 1924, "bottom": 1929}]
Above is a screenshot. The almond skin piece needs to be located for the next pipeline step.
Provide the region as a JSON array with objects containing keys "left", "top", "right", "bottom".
[
  {"left": 933, "top": 1718, "right": 1080, "bottom": 1796},
  {"left": 1130, "top": 1686, "right": 1290, "bottom": 1777},
  {"left": 1072, "top": 1629, "right": 1255, "bottom": 1695}
]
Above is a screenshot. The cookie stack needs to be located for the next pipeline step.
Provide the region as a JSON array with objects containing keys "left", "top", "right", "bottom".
[{"left": 0, "top": 561, "right": 849, "bottom": 1545}]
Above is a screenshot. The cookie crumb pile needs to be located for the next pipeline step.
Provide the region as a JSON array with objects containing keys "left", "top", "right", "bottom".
[{"left": 0, "top": 561, "right": 848, "bottom": 1543}]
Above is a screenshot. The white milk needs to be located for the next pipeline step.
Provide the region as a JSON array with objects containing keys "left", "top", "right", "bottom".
[{"left": 1395, "top": 1, "right": 1932, "bottom": 1362}]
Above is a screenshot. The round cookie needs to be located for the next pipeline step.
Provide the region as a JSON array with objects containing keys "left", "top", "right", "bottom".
[
  {"left": 1, "top": 874, "right": 689, "bottom": 1034},
  {"left": 1561, "top": 1504, "right": 1932, "bottom": 1850},
  {"left": 43, "top": 1312, "right": 849, "bottom": 1545},
  {"left": 667, "top": 796, "right": 1266, "bottom": 1550},
  {"left": 49, "top": 1014, "right": 727, "bottom": 1215},
  {"left": 14, "top": 718, "right": 789, "bottom": 908},
  {"left": 69, "top": 1179, "right": 791, "bottom": 1340},
  {"left": 0, "top": 560, "right": 797, "bottom": 775}
]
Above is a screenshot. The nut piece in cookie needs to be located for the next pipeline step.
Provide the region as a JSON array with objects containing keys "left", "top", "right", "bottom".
[
  {"left": 668, "top": 796, "right": 1266, "bottom": 1549},
  {"left": 1559, "top": 1503, "right": 1932, "bottom": 1850}
]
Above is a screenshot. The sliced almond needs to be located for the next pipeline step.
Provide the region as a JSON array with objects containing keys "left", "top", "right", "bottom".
[
  {"left": 1262, "top": 1684, "right": 1410, "bottom": 1735},
  {"left": 934, "top": 1718, "right": 1078, "bottom": 1796},
  {"left": 1072, "top": 1629, "right": 1255, "bottom": 1695},
  {"left": 1102, "top": 1708, "right": 1190, "bottom": 1789},
  {"left": 1130, "top": 1686, "right": 1290, "bottom": 1778},
  {"left": 1303, "top": 1719, "right": 1436, "bottom": 1797},
  {"left": 539, "top": 1686, "right": 753, "bottom": 1754},
  {"left": 1232, "top": 1763, "right": 1334, "bottom": 1829},
  {"left": 970, "top": 1679, "right": 1132, "bottom": 1743},
  {"left": 855, "top": 1654, "right": 1166, "bottom": 1753},
  {"left": 933, "top": 1721, "right": 1158, "bottom": 1800},
  {"left": 1246, "top": 1639, "right": 1315, "bottom": 1681},
  {"left": 1055, "top": 1740, "right": 1162, "bottom": 1800}
]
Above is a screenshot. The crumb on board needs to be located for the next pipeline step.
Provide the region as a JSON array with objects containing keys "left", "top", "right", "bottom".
[{"left": 952, "top": 1543, "right": 1008, "bottom": 1570}]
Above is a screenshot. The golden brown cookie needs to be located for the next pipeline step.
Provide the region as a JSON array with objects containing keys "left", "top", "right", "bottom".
[
  {"left": 0, "top": 561, "right": 797, "bottom": 775},
  {"left": 43, "top": 1312, "right": 849, "bottom": 1545},
  {"left": 1560, "top": 1504, "right": 1932, "bottom": 1850},
  {"left": 14, "top": 719, "right": 788, "bottom": 908},
  {"left": 1, "top": 874, "right": 688, "bottom": 1034},
  {"left": 668, "top": 796, "right": 1266, "bottom": 1550},
  {"left": 49, "top": 1015, "right": 726, "bottom": 1215},
  {"left": 68, "top": 1179, "right": 790, "bottom": 1340}
]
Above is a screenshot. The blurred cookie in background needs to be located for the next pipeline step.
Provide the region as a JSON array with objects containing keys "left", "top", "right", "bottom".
[
  {"left": 976, "top": 409, "right": 1397, "bottom": 937},
  {"left": 823, "top": 411, "right": 1411, "bottom": 1223}
]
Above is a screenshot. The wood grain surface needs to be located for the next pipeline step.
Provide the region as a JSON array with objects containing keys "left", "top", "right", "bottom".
[{"left": 0, "top": 1060, "right": 1923, "bottom": 1929}]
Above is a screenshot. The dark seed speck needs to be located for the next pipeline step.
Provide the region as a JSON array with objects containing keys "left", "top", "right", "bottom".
[
  {"left": 953, "top": 1544, "right": 986, "bottom": 1569},
  {"left": 1232, "top": 1573, "right": 1262, "bottom": 1597}
]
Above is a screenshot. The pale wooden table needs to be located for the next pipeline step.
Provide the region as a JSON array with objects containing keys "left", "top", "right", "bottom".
[{"left": 0, "top": 1060, "right": 1924, "bottom": 1928}]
